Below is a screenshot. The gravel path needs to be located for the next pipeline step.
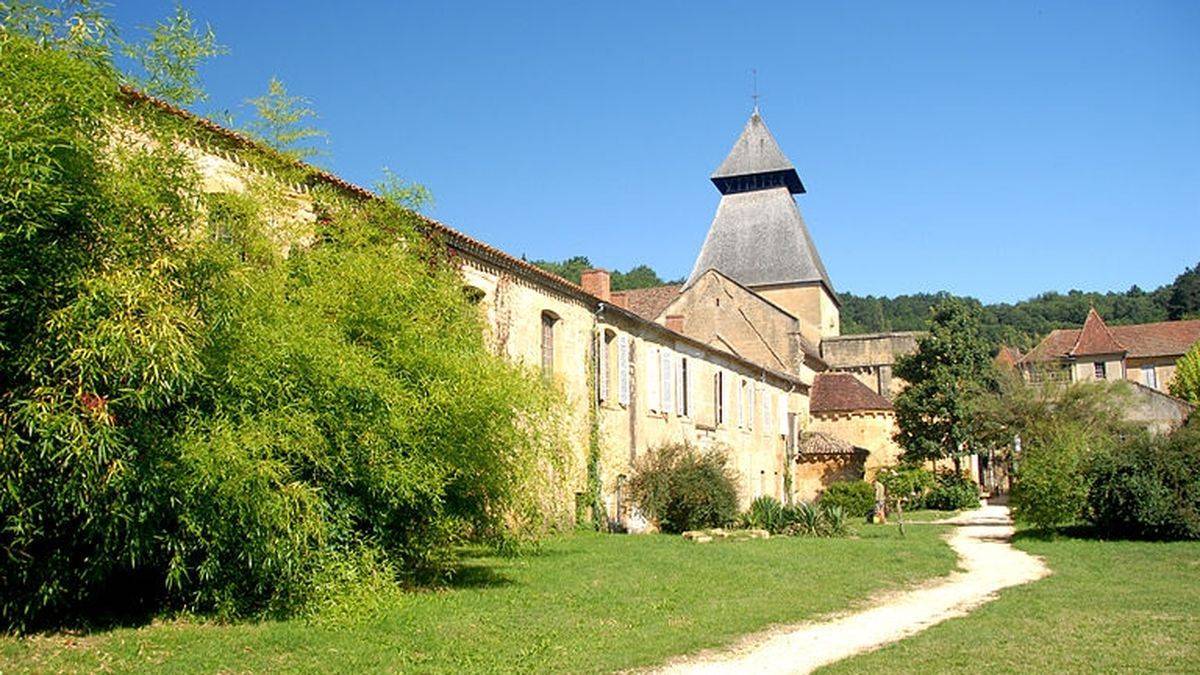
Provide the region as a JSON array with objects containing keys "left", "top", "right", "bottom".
[{"left": 652, "top": 503, "right": 1049, "bottom": 675}]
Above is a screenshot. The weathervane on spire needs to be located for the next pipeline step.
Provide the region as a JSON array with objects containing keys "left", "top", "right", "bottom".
[{"left": 751, "top": 68, "right": 760, "bottom": 113}]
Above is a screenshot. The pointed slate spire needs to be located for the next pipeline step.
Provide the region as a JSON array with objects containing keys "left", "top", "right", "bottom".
[
  {"left": 687, "top": 110, "right": 833, "bottom": 295},
  {"left": 1070, "top": 308, "right": 1126, "bottom": 357},
  {"left": 710, "top": 109, "right": 805, "bottom": 195}
]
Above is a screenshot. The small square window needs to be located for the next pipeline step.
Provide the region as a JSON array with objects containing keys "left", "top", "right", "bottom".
[{"left": 1093, "top": 362, "right": 1106, "bottom": 380}]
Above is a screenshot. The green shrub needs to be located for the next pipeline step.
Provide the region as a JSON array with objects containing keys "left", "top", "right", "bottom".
[
  {"left": 1012, "top": 423, "right": 1094, "bottom": 531},
  {"left": 1085, "top": 423, "right": 1200, "bottom": 540},
  {"left": 819, "top": 481, "right": 876, "bottom": 518},
  {"left": 744, "top": 495, "right": 787, "bottom": 534},
  {"left": 628, "top": 443, "right": 739, "bottom": 534},
  {"left": 924, "top": 471, "right": 980, "bottom": 511},
  {"left": 0, "top": 36, "right": 571, "bottom": 630}
]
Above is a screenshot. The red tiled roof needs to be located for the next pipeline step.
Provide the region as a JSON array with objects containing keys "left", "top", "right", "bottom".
[
  {"left": 810, "top": 372, "right": 893, "bottom": 414},
  {"left": 1022, "top": 316, "right": 1200, "bottom": 363},
  {"left": 610, "top": 284, "right": 682, "bottom": 321},
  {"left": 1069, "top": 308, "right": 1126, "bottom": 356},
  {"left": 1111, "top": 320, "right": 1200, "bottom": 358}
]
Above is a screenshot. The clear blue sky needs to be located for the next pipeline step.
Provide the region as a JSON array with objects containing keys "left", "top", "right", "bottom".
[{"left": 113, "top": 1, "right": 1199, "bottom": 303}]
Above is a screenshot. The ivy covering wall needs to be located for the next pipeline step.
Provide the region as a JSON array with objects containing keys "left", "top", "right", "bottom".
[{"left": 0, "top": 33, "right": 571, "bottom": 630}]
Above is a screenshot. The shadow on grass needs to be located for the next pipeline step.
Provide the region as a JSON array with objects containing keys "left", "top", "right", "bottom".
[
  {"left": 1010, "top": 523, "right": 1183, "bottom": 543},
  {"left": 442, "top": 560, "right": 517, "bottom": 590}
]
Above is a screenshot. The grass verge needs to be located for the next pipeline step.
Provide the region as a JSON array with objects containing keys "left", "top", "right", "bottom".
[
  {"left": 1, "top": 526, "right": 955, "bottom": 673},
  {"left": 820, "top": 530, "right": 1200, "bottom": 673}
]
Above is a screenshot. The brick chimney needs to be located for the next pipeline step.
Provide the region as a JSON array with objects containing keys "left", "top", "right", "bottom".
[
  {"left": 665, "top": 314, "right": 685, "bottom": 333},
  {"left": 580, "top": 268, "right": 611, "bottom": 302}
]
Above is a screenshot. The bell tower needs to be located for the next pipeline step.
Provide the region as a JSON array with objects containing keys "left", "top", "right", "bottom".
[{"left": 687, "top": 109, "right": 840, "bottom": 346}]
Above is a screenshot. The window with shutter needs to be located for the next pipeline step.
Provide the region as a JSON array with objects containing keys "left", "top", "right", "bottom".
[
  {"left": 617, "top": 334, "right": 630, "bottom": 406},
  {"left": 738, "top": 379, "right": 746, "bottom": 428},
  {"left": 777, "top": 393, "right": 788, "bottom": 436},
  {"left": 646, "top": 347, "right": 659, "bottom": 412},
  {"left": 676, "top": 355, "right": 686, "bottom": 413},
  {"left": 746, "top": 381, "right": 754, "bottom": 430},
  {"left": 660, "top": 350, "right": 673, "bottom": 414},
  {"left": 680, "top": 358, "right": 690, "bottom": 417},
  {"left": 763, "top": 387, "right": 771, "bottom": 434}
]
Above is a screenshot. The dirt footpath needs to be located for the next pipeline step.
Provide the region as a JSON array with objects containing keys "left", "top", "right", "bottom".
[{"left": 652, "top": 504, "right": 1049, "bottom": 675}]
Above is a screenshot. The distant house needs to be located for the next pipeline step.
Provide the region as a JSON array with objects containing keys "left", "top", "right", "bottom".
[
  {"left": 1019, "top": 308, "right": 1200, "bottom": 392},
  {"left": 1019, "top": 308, "right": 1198, "bottom": 433}
]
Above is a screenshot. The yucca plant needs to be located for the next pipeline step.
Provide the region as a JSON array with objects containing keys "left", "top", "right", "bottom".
[
  {"left": 744, "top": 495, "right": 786, "bottom": 534},
  {"left": 820, "top": 504, "right": 850, "bottom": 537},
  {"left": 788, "top": 502, "right": 822, "bottom": 537}
]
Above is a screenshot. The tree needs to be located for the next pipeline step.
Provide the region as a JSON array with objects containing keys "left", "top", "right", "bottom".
[
  {"left": 0, "top": 18, "right": 564, "bottom": 631},
  {"left": 611, "top": 264, "right": 664, "bottom": 291},
  {"left": 120, "top": 4, "right": 225, "bottom": 105},
  {"left": 246, "top": 76, "right": 328, "bottom": 162},
  {"left": 1166, "top": 261, "right": 1200, "bottom": 320},
  {"left": 375, "top": 168, "right": 433, "bottom": 213},
  {"left": 1170, "top": 342, "right": 1200, "bottom": 405},
  {"left": 0, "top": 0, "right": 113, "bottom": 65},
  {"left": 529, "top": 256, "right": 592, "bottom": 284},
  {"left": 893, "top": 298, "right": 998, "bottom": 472}
]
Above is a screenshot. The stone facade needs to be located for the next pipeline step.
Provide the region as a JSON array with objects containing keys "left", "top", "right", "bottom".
[
  {"left": 820, "top": 332, "right": 921, "bottom": 398},
  {"left": 133, "top": 90, "right": 915, "bottom": 530}
]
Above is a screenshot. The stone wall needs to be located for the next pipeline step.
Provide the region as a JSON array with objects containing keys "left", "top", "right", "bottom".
[
  {"left": 793, "top": 454, "right": 866, "bottom": 502},
  {"left": 658, "top": 269, "right": 803, "bottom": 374},
  {"left": 754, "top": 282, "right": 840, "bottom": 347},
  {"left": 808, "top": 410, "right": 903, "bottom": 480},
  {"left": 819, "top": 332, "right": 920, "bottom": 398}
]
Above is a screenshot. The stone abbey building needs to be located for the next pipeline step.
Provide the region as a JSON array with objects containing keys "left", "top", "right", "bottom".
[{"left": 136, "top": 89, "right": 905, "bottom": 528}]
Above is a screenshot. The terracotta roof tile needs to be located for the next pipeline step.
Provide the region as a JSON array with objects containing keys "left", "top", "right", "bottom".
[
  {"left": 1069, "top": 308, "right": 1126, "bottom": 356},
  {"left": 610, "top": 284, "right": 681, "bottom": 321},
  {"left": 1022, "top": 316, "right": 1200, "bottom": 363},
  {"left": 810, "top": 372, "right": 893, "bottom": 414},
  {"left": 1111, "top": 320, "right": 1200, "bottom": 358}
]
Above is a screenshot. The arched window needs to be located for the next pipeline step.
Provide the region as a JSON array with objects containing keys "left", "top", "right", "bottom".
[{"left": 541, "top": 311, "right": 559, "bottom": 376}]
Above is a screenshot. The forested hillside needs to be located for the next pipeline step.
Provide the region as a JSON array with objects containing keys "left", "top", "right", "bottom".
[
  {"left": 533, "top": 257, "right": 1200, "bottom": 349},
  {"left": 841, "top": 260, "right": 1199, "bottom": 348}
]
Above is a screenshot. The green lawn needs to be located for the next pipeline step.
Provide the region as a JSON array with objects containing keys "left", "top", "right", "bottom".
[
  {"left": 821, "top": 532, "right": 1200, "bottom": 673},
  {"left": 1, "top": 527, "right": 955, "bottom": 673},
  {"left": 891, "top": 509, "right": 961, "bottom": 523}
]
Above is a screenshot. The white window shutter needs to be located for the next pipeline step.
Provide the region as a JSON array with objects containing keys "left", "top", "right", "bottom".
[
  {"left": 762, "top": 385, "right": 770, "bottom": 432},
  {"left": 777, "top": 393, "right": 788, "bottom": 436},
  {"left": 617, "top": 334, "right": 630, "bottom": 406},
  {"left": 747, "top": 382, "right": 755, "bottom": 430},
  {"left": 724, "top": 373, "right": 732, "bottom": 426},
  {"left": 660, "top": 350, "right": 673, "bottom": 414},
  {"left": 673, "top": 357, "right": 683, "bottom": 416},
  {"left": 737, "top": 380, "right": 744, "bottom": 428},
  {"left": 646, "top": 346, "right": 658, "bottom": 412},
  {"left": 686, "top": 359, "right": 694, "bottom": 417}
]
